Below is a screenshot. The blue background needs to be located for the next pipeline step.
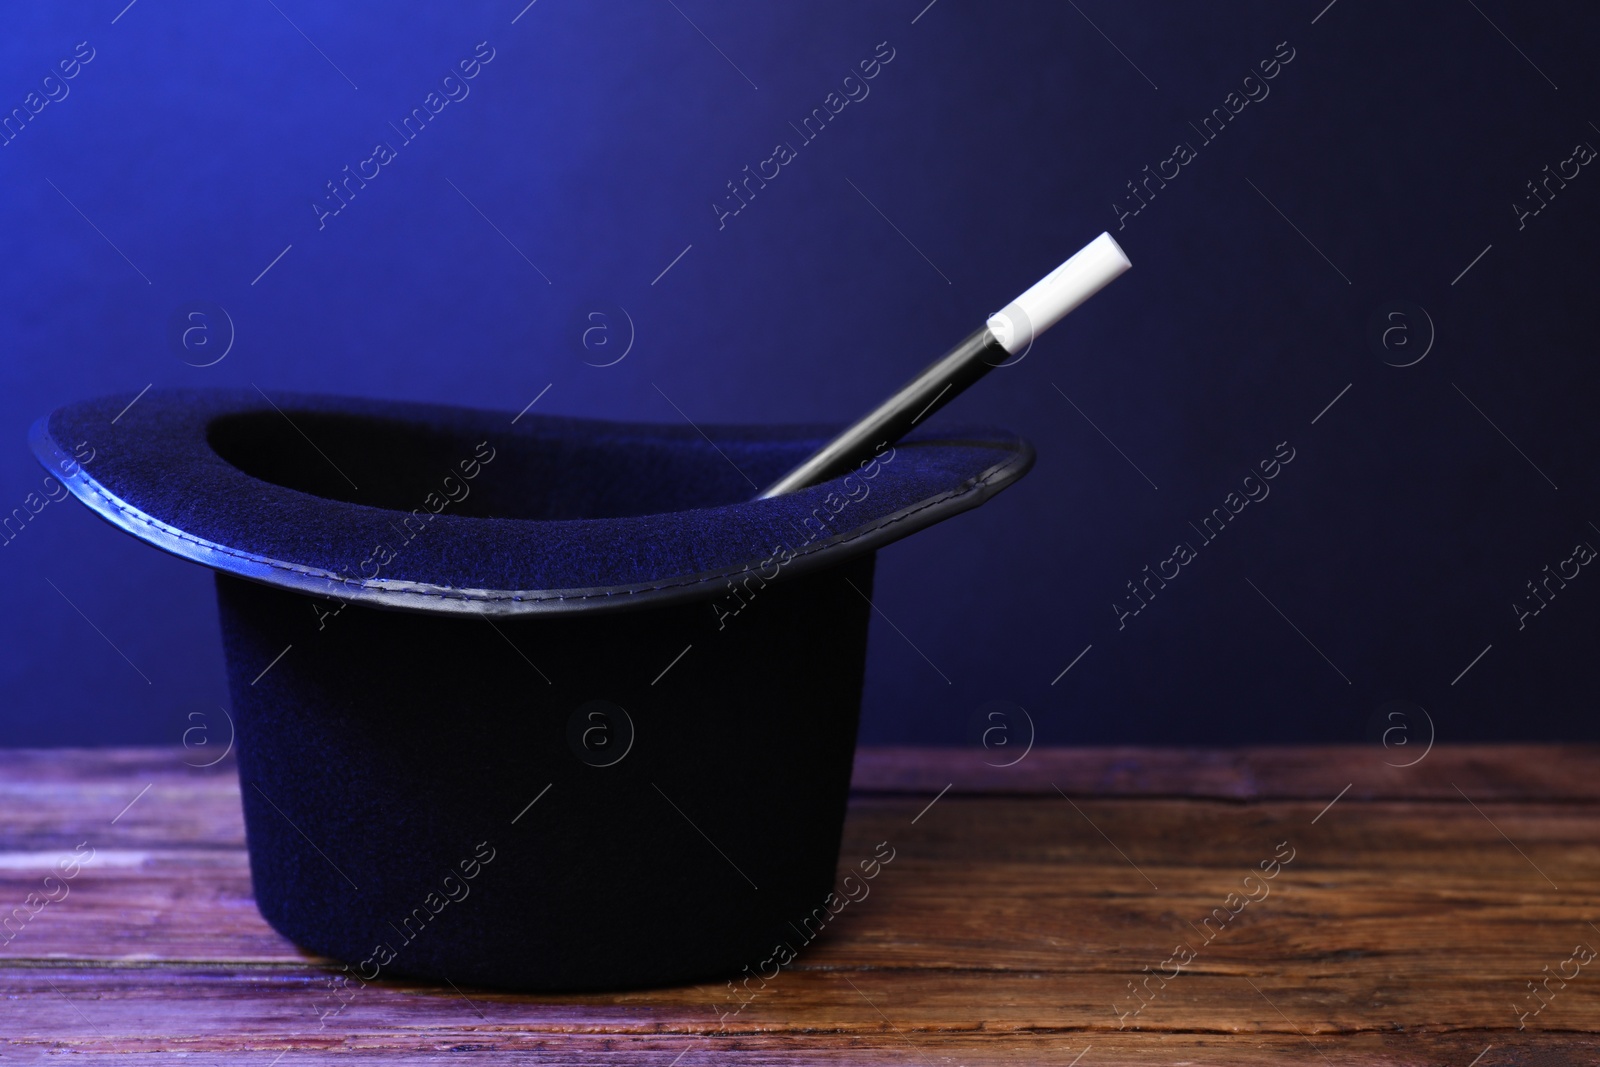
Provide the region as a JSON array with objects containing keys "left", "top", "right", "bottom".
[{"left": 3, "top": 0, "right": 1597, "bottom": 747}]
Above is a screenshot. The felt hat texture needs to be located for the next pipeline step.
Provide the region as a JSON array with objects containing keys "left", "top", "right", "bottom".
[{"left": 31, "top": 387, "right": 1032, "bottom": 989}]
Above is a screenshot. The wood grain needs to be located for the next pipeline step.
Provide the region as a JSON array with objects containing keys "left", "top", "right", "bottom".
[{"left": 1, "top": 745, "right": 1598, "bottom": 1063}]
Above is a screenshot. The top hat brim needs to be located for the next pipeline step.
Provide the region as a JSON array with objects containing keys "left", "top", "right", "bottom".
[{"left": 31, "top": 388, "right": 1033, "bottom": 616}]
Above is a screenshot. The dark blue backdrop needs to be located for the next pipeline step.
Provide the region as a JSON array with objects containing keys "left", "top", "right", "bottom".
[{"left": 4, "top": 1, "right": 1597, "bottom": 747}]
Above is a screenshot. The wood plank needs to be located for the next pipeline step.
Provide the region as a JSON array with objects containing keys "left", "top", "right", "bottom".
[
  {"left": 2, "top": 1028, "right": 1592, "bottom": 1066},
  {"left": 0, "top": 749, "right": 242, "bottom": 852},
  {"left": 5, "top": 798, "right": 1598, "bottom": 973},
  {"left": 7, "top": 744, "right": 1599, "bottom": 809},
  {"left": 3, "top": 800, "right": 1597, "bottom": 1017},
  {"left": 2, "top": 964, "right": 1598, "bottom": 1045},
  {"left": 3, "top": 746, "right": 1599, "bottom": 1061},
  {"left": 853, "top": 744, "right": 1600, "bottom": 800}
]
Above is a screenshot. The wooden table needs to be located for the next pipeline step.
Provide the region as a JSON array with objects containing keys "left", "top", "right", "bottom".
[{"left": 2, "top": 745, "right": 1597, "bottom": 1064}]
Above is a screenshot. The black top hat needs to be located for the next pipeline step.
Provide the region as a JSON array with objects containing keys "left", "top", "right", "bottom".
[{"left": 32, "top": 387, "right": 1032, "bottom": 990}]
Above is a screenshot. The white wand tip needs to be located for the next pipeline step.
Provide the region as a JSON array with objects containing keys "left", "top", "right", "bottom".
[{"left": 987, "top": 232, "right": 1131, "bottom": 355}]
